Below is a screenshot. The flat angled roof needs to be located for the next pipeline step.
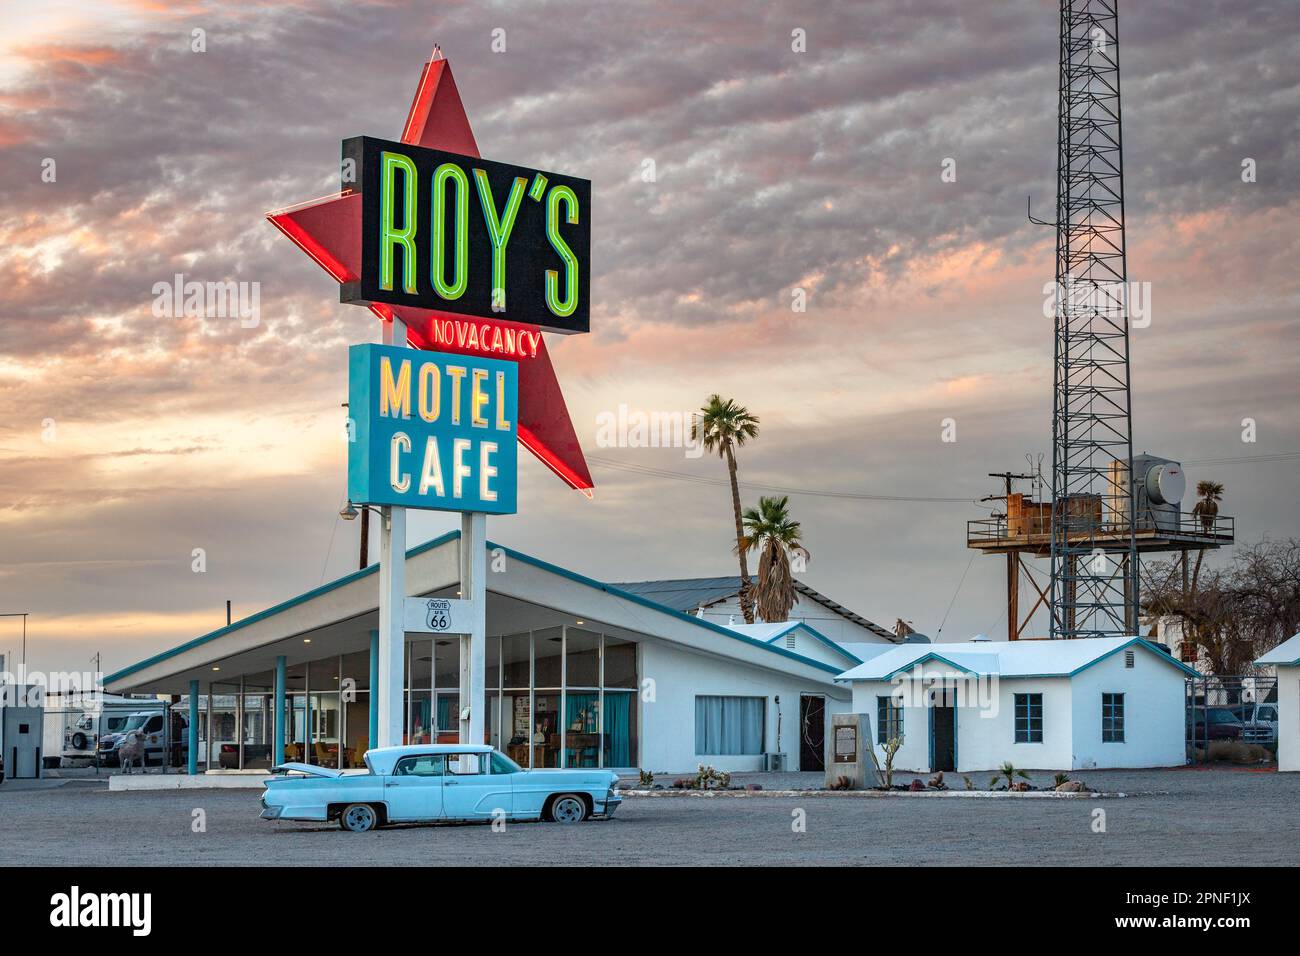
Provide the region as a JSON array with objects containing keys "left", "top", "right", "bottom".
[
  {"left": 836, "top": 636, "right": 1200, "bottom": 681},
  {"left": 105, "top": 531, "right": 848, "bottom": 689},
  {"left": 1256, "top": 633, "right": 1300, "bottom": 666}
]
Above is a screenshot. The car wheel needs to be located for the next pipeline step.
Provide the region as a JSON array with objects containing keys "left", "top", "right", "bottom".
[
  {"left": 339, "top": 803, "right": 379, "bottom": 833},
  {"left": 549, "top": 794, "right": 588, "bottom": 824},
  {"left": 71, "top": 732, "right": 87, "bottom": 750}
]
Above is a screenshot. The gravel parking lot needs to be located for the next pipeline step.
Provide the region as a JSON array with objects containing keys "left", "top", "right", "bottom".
[{"left": 2, "top": 767, "right": 1295, "bottom": 866}]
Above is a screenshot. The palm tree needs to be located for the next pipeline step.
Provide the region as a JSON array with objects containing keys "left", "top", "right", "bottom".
[
  {"left": 1192, "top": 480, "right": 1224, "bottom": 533},
  {"left": 1191, "top": 480, "right": 1225, "bottom": 594},
  {"left": 693, "top": 395, "right": 760, "bottom": 623},
  {"left": 738, "top": 494, "right": 808, "bottom": 623}
]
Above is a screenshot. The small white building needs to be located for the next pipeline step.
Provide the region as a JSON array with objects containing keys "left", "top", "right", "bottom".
[
  {"left": 836, "top": 636, "right": 1197, "bottom": 773},
  {"left": 1255, "top": 633, "right": 1300, "bottom": 772}
]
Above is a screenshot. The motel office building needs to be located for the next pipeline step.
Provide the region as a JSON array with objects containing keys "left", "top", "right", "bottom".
[{"left": 106, "top": 532, "right": 900, "bottom": 774}]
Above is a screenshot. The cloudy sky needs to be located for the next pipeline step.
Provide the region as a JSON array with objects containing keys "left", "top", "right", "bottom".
[{"left": 2, "top": 0, "right": 1297, "bottom": 677}]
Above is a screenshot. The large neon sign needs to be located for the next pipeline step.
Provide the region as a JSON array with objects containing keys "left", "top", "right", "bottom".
[{"left": 342, "top": 136, "right": 591, "bottom": 336}]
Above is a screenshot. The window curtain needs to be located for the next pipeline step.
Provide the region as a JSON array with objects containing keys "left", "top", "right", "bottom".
[
  {"left": 695, "top": 696, "right": 764, "bottom": 755},
  {"left": 566, "top": 693, "right": 598, "bottom": 731},
  {"left": 565, "top": 693, "right": 598, "bottom": 767},
  {"left": 604, "top": 693, "right": 632, "bottom": 767},
  {"left": 411, "top": 698, "right": 431, "bottom": 741},
  {"left": 435, "top": 695, "right": 456, "bottom": 731}
]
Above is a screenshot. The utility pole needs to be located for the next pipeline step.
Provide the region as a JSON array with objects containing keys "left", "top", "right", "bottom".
[
  {"left": 984, "top": 473, "right": 1035, "bottom": 641},
  {"left": 0, "top": 613, "right": 29, "bottom": 670}
]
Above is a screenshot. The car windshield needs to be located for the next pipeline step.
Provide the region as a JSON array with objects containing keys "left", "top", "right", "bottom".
[
  {"left": 1208, "top": 708, "right": 1237, "bottom": 722},
  {"left": 121, "top": 715, "right": 151, "bottom": 731}
]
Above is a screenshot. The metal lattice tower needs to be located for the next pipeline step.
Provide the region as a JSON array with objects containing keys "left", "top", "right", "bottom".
[{"left": 1046, "top": 0, "right": 1139, "bottom": 638}]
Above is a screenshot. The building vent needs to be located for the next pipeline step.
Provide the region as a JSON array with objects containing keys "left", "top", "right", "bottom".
[
  {"left": 785, "top": 631, "right": 797, "bottom": 650},
  {"left": 1124, "top": 650, "right": 1135, "bottom": 668}
]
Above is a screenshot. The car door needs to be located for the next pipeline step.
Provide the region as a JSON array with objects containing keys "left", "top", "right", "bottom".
[
  {"left": 383, "top": 754, "right": 446, "bottom": 822},
  {"left": 441, "top": 751, "right": 513, "bottom": 820}
]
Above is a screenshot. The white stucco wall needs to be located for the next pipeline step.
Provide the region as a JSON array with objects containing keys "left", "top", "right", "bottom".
[
  {"left": 847, "top": 666, "right": 1075, "bottom": 773},
  {"left": 639, "top": 640, "right": 849, "bottom": 774},
  {"left": 1277, "top": 666, "right": 1299, "bottom": 772},
  {"left": 1068, "top": 648, "right": 1188, "bottom": 769}
]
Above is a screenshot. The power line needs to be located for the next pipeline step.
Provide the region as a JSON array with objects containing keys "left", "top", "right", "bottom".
[
  {"left": 585, "top": 455, "right": 979, "bottom": 503},
  {"left": 586, "top": 447, "right": 1299, "bottom": 510},
  {"left": 1183, "top": 451, "right": 1300, "bottom": 466}
]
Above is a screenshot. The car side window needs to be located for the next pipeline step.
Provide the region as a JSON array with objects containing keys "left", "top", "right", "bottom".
[
  {"left": 145, "top": 716, "right": 163, "bottom": 733},
  {"left": 446, "top": 753, "right": 483, "bottom": 775},
  {"left": 490, "top": 752, "right": 519, "bottom": 775},
  {"left": 394, "top": 755, "right": 445, "bottom": 777},
  {"left": 1260, "top": 707, "right": 1277, "bottom": 721}
]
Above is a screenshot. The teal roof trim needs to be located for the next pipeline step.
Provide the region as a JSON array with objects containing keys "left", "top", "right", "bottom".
[{"left": 761, "top": 622, "right": 864, "bottom": 666}]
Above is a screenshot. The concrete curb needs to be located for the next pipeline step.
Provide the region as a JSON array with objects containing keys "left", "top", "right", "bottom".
[
  {"left": 617, "top": 788, "right": 1154, "bottom": 799},
  {"left": 108, "top": 774, "right": 270, "bottom": 792}
]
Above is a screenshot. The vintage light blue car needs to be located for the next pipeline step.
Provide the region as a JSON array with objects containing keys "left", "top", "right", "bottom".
[{"left": 260, "top": 744, "right": 621, "bottom": 832}]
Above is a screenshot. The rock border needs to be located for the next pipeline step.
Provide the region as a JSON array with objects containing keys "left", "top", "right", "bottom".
[{"left": 617, "top": 787, "right": 1156, "bottom": 799}]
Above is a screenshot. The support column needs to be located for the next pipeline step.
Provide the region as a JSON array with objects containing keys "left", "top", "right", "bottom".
[
  {"left": 376, "top": 316, "right": 408, "bottom": 748},
  {"left": 1007, "top": 552, "right": 1019, "bottom": 641},
  {"left": 368, "top": 630, "right": 379, "bottom": 750},
  {"left": 273, "top": 655, "right": 286, "bottom": 767},
  {"left": 459, "top": 511, "right": 487, "bottom": 745},
  {"left": 187, "top": 680, "right": 199, "bottom": 775}
]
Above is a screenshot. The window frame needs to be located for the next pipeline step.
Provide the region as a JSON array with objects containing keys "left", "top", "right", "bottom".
[
  {"left": 876, "top": 695, "right": 904, "bottom": 745},
  {"left": 1013, "top": 693, "right": 1043, "bottom": 743},
  {"left": 1101, "top": 692, "right": 1125, "bottom": 743},
  {"left": 694, "top": 695, "right": 766, "bottom": 756}
]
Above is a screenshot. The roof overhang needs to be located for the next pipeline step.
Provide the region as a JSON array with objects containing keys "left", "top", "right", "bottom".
[{"left": 106, "top": 533, "right": 849, "bottom": 695}]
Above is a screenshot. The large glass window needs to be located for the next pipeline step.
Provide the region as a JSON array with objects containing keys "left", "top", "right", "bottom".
[
  {"left": 533, "top": 627, "right": 564, "bottom": 767},
  {"left": 566, "top": 627, "right": 601, "bottom": 688},
  {"left": 342, "top": 650, "right": 370, "bottom": 767},
  {"left": 242, "top": 672, "right": 274, "bottom": 769},
  {"left": 407, "top": 640, "right": 433, "bottom": 745},
  {"left": 209, "top": 684, "right": 239, "bottom": 769},
  {"left": 604, "top": 635, "right": 637, "bottom": 689},
  {"left": 603, "top": 691, "right": 636, "bottom": 767},
  {"left": 1014, "top": 693, "right": 1044, "bottom": 743},
  {"left": 695, "top": 696, "right": 765, "bottom": 755},
  {"left": 433, "top": 638, "right": 460, "bottom": 742}
]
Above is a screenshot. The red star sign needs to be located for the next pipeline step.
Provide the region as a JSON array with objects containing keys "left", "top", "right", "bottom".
[{"left": 267, "top": 53, "right": 594, "bottom": 495}]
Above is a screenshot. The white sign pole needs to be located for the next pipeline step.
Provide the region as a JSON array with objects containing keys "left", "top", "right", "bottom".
[
  {"left": 459, "top": 511, "right": 487, "bottom": 746},
  {"left": 376, "top": 315, "right": 408, "bottom": 748}
]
